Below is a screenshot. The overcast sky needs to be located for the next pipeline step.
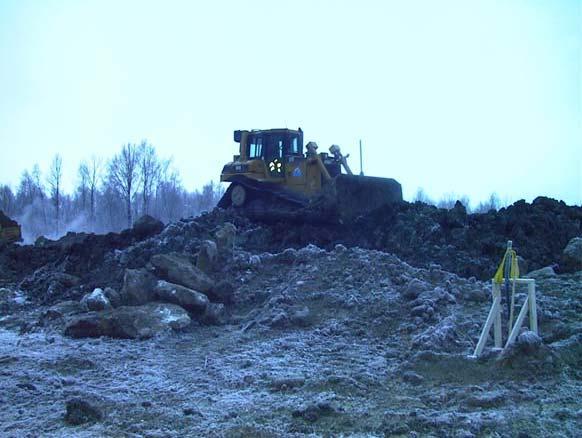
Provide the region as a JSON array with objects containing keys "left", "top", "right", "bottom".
[{"left": 0, "top": 0, "right": 580, "bottom": 207}]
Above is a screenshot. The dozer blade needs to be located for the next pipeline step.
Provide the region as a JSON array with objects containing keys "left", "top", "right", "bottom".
[{"left": 317, "top": 174, "right": 403, "bottom": 222}]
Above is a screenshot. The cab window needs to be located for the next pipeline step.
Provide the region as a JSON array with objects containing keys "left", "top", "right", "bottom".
[
  {"left": 265, "top": 134, "right": 284, "bottom": 160},
  {"left": 248, "top": 136, "right": 263, "bottom": 159},
  {"left": 290, "top": 136, "right": 300, "bottom": 154}
]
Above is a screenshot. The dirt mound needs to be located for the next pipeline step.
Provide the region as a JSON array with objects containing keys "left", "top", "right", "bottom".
[
  {"left": 1, "top": 197, "right": 580, "bottom": 305},
  {"left": 0, "top": 198, "right": 580, "bottom": 436},
  {"left": 236, "top": 196, "right": 582, "bottom": 278},
  {"left": 1, "top": 242, "right": 580, "bottom": 436},
  {"left": 347, "top": 196, "right": 582, "bottom": 277},
  {"left": 0, "top": 217, "right": 166, "bottom": 301}
]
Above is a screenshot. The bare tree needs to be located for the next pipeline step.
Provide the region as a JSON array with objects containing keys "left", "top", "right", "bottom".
[
  {"left": 458, "top": 195, "right": 471, "bottom": 211},
  {"left": 32, "top": 164, "right": 49, "bottom": 229},
  {"left": 17, "top": 166, "right": 45, "bottom": 207},
  {"left": 108, "top": 144, "right": 141, "bottom": 228},
  {"left": 475, "top": 192, "right": 501, "bottom": 213},
  {"left": 78, "top": 162, "right": 89, "bottom": 213},
  {"left": 413, "top": 187, "right": 433, "bottom": 205},
  {"left": 100, "top": 182, "right": 125, "bottom": 232},
  {"left": 437, "top": 192, "right": 458, "bottom": 210},
  {"left": 137, "top": 141, "right": 162, "bottom": 216},
  {"left": 196, "top": 181, "right": 224, "bottom": 213},
  {"left": 15, "top": 167, "right": 49, "bottom": 240},
  {"left": 156, "top": 168, "right": 184, "bottom": 222},
  {"left": 47, "top": 154, "right": 63, "bottom": 235},
  {"left": 436, "top": 192, "right": 470, "bottom": 211},
  {"left": 86, "top": 156, "right": 102, "bottom": 230},
  {"left": 16, "top": 170, "right": 36, "bottom": 206},
  {"left": 32, "top": 164, "right": 43, "bottom": 196}
]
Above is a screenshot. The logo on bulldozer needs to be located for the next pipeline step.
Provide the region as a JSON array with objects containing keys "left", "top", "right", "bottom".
[{"left": 269, "top": 159, "right": 282, "bottom": 174}]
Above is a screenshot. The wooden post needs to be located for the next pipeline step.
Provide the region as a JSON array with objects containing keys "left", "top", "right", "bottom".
[
  {"left": 528, "top": 281, "right": 538, "bottom": 334},
  {"left": 492, "top": 281, "right": 502, "bottom": 348},
  {"left": 471, "top": 294, "right": 502, "bottom": 357},
  {"left": 505, "top": 295, "right": 530, "bottom": 348}
]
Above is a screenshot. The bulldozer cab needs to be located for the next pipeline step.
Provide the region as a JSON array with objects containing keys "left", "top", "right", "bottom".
[
  {"left": 235, "top": 129, "right": 303, "bottom": 176},
  {"left": 227, "top": 128, "right": 306, "bottom": 181},
  {"left": 222, "top": 127, "right": 337, "bottom": 195}
]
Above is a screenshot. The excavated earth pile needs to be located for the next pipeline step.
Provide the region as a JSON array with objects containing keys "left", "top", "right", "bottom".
[
  {"left": 252, "top": 197, "right": 582, "bottom": 279},
  {"left": 1, "top": 197, "right": 580, "bottom": 303},
  {"left": 0, "top": 199, "right": 580, "bottom": 436}
]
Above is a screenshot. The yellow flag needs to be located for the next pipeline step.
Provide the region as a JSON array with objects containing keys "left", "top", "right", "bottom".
[{"left": 493, "top": 249, "right": 519, "bottom": 283}]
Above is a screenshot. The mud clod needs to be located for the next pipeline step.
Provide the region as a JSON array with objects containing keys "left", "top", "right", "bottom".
[{"left": 64, "top": 397, "right": 104, "bottom": 425}]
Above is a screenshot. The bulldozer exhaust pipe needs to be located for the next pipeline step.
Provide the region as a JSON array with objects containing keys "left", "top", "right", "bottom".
[{"left": 359, "top": 139, "right": 364, "bottom": 176}]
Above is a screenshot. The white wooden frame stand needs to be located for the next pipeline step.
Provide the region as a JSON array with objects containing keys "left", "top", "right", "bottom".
[{"left": 469, "top": 278, "right": 538, "bottom": 358}]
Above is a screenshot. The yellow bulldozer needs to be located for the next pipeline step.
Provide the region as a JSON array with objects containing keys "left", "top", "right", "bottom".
[
  {"left": 0, "top": 211, "right": 22, "bottom": 244},
  {"left": 218, "top": 128, "right": 402, "bottom": 222}
]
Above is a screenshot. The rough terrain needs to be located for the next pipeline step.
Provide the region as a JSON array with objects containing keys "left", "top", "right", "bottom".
[{"left": 0, "top": 199, "right": 580, "bottom": 437}]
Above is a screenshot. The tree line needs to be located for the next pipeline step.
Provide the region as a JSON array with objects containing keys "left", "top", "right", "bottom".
[
  {"left": 0, "top": 141, "right": 224, "bottom": 242},
  {"left": 413, "top": 188, "right": 506, "bottom": 213}
]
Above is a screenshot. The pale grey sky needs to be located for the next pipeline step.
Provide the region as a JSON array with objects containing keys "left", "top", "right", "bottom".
[{"left": 1, "top": 0, "right": 580, "bottom": 206}]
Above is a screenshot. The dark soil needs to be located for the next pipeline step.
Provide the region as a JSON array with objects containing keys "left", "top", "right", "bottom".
[
  {"left": 237, "top": 197, "right": 582, "bottom": 278},
  {"left": 0, "top": 246, "right": 580, "bottom": 437},
  {"left": 0, "top": 199, "right": 580, "bottom": 436},
  {"left": 2, "top": 197, "right": 580, "bottom": 307}
]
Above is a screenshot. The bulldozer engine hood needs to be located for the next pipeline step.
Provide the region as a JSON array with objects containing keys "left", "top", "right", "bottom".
[{"left": 221, "top": 159, "right": 269, "bottom": 182}]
